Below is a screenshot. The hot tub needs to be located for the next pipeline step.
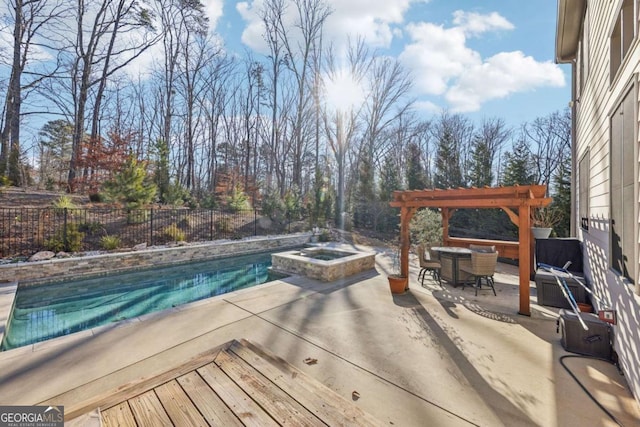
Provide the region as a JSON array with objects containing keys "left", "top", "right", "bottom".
[{"left": 271, "top": 247, "right": 375, "bottom": 282}]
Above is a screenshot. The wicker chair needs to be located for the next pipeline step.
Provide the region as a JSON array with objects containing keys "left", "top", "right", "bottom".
[
  {"left": 417, "top": 244, "right": 442, "bottom": 287},
  {"left": 460, "top": 251, "right": 498, "bottom": 296}
]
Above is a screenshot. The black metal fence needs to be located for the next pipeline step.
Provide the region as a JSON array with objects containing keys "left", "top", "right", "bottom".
[{"left": 0, "top": 207, "right": 297, "bottom": 258}]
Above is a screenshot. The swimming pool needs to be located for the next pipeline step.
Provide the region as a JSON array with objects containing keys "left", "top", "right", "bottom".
[{"left": 1, "top": 252, "right": 285, "bottom": 351}]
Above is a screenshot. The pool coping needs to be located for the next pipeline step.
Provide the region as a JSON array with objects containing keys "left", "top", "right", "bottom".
[{"left": 0, "top": 281, "right": 18, "bottom": 348}]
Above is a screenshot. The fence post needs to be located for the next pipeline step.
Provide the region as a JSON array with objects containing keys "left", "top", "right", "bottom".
[
  {"left": 210, "top": 209, "right": 214, "bottom": 240},
  {"left": 254, "top": 209, "right": 257, "bottom": 236},
  {"left": 63, "top": 208, "right": 68, "bottom": 251},
  {"left": 150, "top": 208, "right": 154, "bottom": 246}
]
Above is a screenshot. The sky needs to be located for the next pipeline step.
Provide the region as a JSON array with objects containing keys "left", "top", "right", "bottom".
[{"left": 207, "top": 0, "right": 570, "bottom": 128}]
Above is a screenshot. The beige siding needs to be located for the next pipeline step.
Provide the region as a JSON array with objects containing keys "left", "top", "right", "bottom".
[{"left": 569, "top": 0, "right": 640, "bottom": 407}]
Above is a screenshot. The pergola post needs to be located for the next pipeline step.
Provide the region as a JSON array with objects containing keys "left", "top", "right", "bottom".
[
  {"left": 518, "top": 203, "right": 532, "bottom": 315},
  {"left": 441, "top": 208, "right": 450, "bottom": 245},
  {"left": 399, "top": 207, "right": 415, "bottom": 279}
]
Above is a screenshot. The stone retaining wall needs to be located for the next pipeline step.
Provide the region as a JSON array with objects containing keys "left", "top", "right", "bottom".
[{"left": 0, "top": 234, "right": 310, "bottom": 285}]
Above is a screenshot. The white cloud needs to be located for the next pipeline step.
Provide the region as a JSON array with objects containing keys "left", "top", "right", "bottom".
[
  {"left": 203, "top": 0, "right": 224, "bottom": 28},
  {"left": 445, "top": 51, "right": 565, "bottom": 112},
  {"left": 400, "top": 22, "right": 480, "bottom": 95},
  {"left": 400, "top": 10, "right": 565, "bottom": 112},
  {"left": 452, "top": 10, "right": 514, "bottom": 36},
  {"left": 414, "top": 100, "right": 442, "bottom": 114},
  {"left": 237, "top": 0, "right": 428, "bottom": 54}
]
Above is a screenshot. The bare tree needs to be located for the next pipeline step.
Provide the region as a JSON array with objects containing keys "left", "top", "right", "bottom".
[
  {"left": 150, "top": 0, "right": 207, "bottom": 199},
  {"left": 198, "top": 54, "right": 237, "bottom": 192},
  {"left": 524, "top": 109, "right": 571, "bottom": 189},
  {"left": 322, "top": 40, "right": 369, "bottom": 228},
  {"left": 260, "top": 0, "right": 287, "bottom": 193},
  {"left": 357, "top": 55, "right": 413, "bottom": 200},
  {"left": 177, "top": 32, "right": 215, "bottom": 190},
  {"left": 279, "top": 0, "right": 331, "bottom": 189},
  {"left": 1, "top": 0, "right": 69, "bottom": 184},
  {"left": 57, "top": 0, "right": 160, "bottom": 191}
]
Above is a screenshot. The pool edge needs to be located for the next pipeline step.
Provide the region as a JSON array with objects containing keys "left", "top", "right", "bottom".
[{"left": 0, "top": 281, "right": 18, "bottom": 350}]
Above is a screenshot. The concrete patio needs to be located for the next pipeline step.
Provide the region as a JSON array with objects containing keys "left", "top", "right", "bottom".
[{"left": 0, "top": 242, "right": 638, "bottom": 426}]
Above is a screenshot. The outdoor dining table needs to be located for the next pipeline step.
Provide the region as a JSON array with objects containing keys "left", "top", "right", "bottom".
[{"left": 431, "top": 246, "right": 474, "bottom": 285}]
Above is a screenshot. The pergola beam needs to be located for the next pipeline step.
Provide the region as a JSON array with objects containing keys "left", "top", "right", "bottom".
[{"left": 390, "top": 198, "right": 551, "bottom": 209}]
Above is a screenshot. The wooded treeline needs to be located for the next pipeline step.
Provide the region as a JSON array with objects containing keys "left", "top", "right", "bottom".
[{"left": 0, "top": 0, "right": 571, "bottom": 236}]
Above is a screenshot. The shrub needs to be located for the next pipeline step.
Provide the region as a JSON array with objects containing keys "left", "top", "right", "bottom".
[
  {"left": 163, "top": 223, "right": 186, "bottom": 241},
  {"left": 0, "top": 175, "right": 11, "bottom": 188},
  {"left": 126, "top": 209, "right": 149, "bottom": 224},
  {"left": 100, "top": 235, "right": 121, "bottom": 250},
  {"left": 177, "top": 216, "right": 195, "bottom": 229},
  {"left": 409, "top": 208, "right": 443, "bottom": 245},
  {"left": 215, "top": 217, "right": 231, "bottom": 233},
  {"left": 44, "top": 224, "right": 84, "bottom": 252},
  {"left": 199, "top": 194, "right": 218, "bottom": 209},
  {"left": 261, "top": 189, "right": 285, "bottom": 220},
  {"left": 78, "top": 221, "right": 105, "bottom": 235},
  {"left": 103, "top": 155, "right": 157, "bottom": 211},
  {"left": 52, "top": 195, "right": 77, "bottom": 211},
  {"left": 227, "top": 185, "right": 251, "bottom": 212},
  {"left": 88, "top": 193, "right": 104, "bottom": 203},
  {"left": 318, "top": 230, "right": 331, "bottom": 242},
  {"left": 284, "top": 187, "right": 302, "bottom": 219},
  {"left": 164, "top": 183, "right": 193, "bottom": 207}
]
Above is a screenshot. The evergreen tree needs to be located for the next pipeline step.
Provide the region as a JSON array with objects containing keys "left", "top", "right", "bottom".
[
  {"left": 103, "top": 155, "right": 157, "bottom": 216},
  {"left": 7, "top": 146, "right": 23, "bottom": 187},
  {"left": 552, "top": 157, "right": 571, "bottom": 237},
  {"left": 379, "top": 155, "right": 402, "bottom": 201},
  {"left": 378, "top": 155, "right": 402, "bottom": 231},
  {"left": 406, "top": 142, "right": 427, "bottom": 190},
  {"left": 38, "top": 120, "right": 73, "bottom": 190},
  {"left": 434, "top": 128, "right": 463, "bottom": 189},
  {"left": 501, "top": 139, "right": 534, "bottom": 186},
  {"left": 353, "top": 153, "right": 377, "bottom": 229},
  {"left": 153, "top": 139, "right": 170, "bottom": 203},
  {"left": 468, "top": 135, "right": 494, "bottom": 187},
  {"left": 357, "top": 154, "right": 376, "bottom": 203}
]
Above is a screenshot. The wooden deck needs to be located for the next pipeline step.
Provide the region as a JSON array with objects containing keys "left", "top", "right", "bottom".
[{"left": 68, "top": 339, "right": 384, "bottom": 426}]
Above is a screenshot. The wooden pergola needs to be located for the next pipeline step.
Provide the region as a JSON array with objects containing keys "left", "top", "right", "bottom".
[{"left": 389, "top": 185, "right": 551, "bottom": 315}]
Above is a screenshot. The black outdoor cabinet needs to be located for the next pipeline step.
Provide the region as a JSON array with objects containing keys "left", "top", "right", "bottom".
[
  {"left": 534, "top": 238, "right": 588, "bottom": 308},
  {"left": 558, "top": 309, "right": 612, "bottom": 360},
  {"left": 535, "top": 270, "right": 587, "bottom": 308},
  {"left": 535, "top": 238, "right": 583, "bottom": 273}
]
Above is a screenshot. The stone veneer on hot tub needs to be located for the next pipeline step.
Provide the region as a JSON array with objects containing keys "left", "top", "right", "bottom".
[{"left": 271, "top": 246, "right": 376, "bottom": 282}]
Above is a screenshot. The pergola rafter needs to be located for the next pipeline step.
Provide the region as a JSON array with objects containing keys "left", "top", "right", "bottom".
[{"left": 390, "top": 184, "right": 551, "bottom": 315}]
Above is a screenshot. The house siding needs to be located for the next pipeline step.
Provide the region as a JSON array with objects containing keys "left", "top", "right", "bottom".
[{"left": 569, "top": 0, "right": 640, "bottom": 405}]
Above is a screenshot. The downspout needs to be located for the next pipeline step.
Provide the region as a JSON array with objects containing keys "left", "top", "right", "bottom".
[{"left": 570, "top": 61, "right": 577, "bottom": 237}]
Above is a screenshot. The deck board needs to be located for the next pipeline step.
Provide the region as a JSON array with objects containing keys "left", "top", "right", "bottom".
[
  {"left": 230, "top": 339, "right": 385, "bottom": 426},
  {"left": 176, "top": 371, "right": 243, "bottom": 426},
  {"left": 155, "top": 380, "right": 208, "bottom": 427},
  {"left": 63, "top": 339, "right": 383, "bottom": 427},
  {"left": 128, "top": 390, "right": 172, "bottom": 427},
  {"left": 214, "top": 349, "right": 325, "bottom": 427},
  {"left": 101, "top": 402, "right": 136, "bottom": 427},
  {"left": 197, "top": 362, "right": 279, "bottom": 427}
]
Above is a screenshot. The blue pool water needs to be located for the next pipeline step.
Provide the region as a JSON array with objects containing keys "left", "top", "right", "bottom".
[{"left": 1, "top": 252, "right": 285, "bottom": 351}]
